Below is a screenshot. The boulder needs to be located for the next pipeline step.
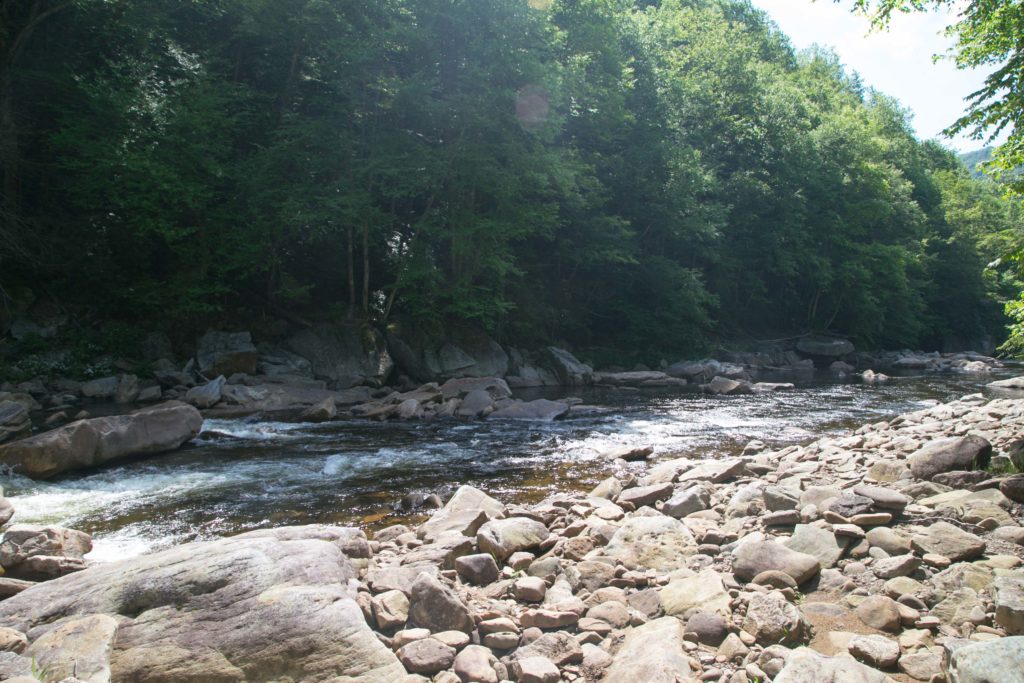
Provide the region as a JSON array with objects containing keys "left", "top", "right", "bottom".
[
  {"left": 0, "top": 401, "right": 202, "bottom": 479},
  {"left": 732, "top": 541, "right": 821, "bottom": 585},
  {"left": 947, "top": 636, "right": 1024, "bottom": 683},
  {"left": 602, "top": 617, "right": 695, "bottom": 683},
  {"left": 0, "top": 526, "right": 405, "bottom": 682},
  {"left": 796, "top": 337, "right": 855, "bottom": 358},
  {"left": 908, "top": 436, "right": 992, "bottom": 481},
  {"left": 489, "top": 399, "right": 569, "bottom": 422},
  {"left": 219, "top": 384, "right": 370, "bottom": 415},
  {"left": 285, "top": 323, "right": 394, "bottom": 388},
  {"left": 743, "top": 591, "right": 810, "bottom": 645},
  {"left": 24, "top": 613, "right": 117, "bottom": 682},
  {"left": 911, "top": 522, "right": 986, "bottom": 562},
  {"left": 1000, "top": 475, "right": 1024, "bottom": 504},
  {"left": 510, "top": 631, "right": 582, "bottom": 667},
  {"left": 848, "top": 635, "right": 900, "bottom": 668},
  {"left": 542, "top": 347, "right": 593, "bottom": 386},
  {"left": 660, "top": 569, "right": 732, "bottom": 618},
  {"left": 396, "top": 638, "right": 455, "bottom": 675},
  {"left": 477, "top": 517, "right": 549, "bottom": 562},
  {"left": 987, "top": 376, "right": 1024, "bottom": 390},
  {"left": 783, "top": 524, "right": 846, "bottom": 568},
  {"left": 0, "top": 402, "right": 30, "bottom": 445},
  {"left": 439, "top": 377, "right": 512, "bottom": 400},
  {"left": 81, "top": 376, "right": 120, "bottom": 399},
  {"left": 408, "top": 574, "right": 475, "bottom": 633},
  {"left": 387, "top": 328, "right": 508, "bottom": 383},
  {"left": 255, "top": 343, "right": 314, "bottom": 378},
  {"left": 184, "top": 375, "right": 225, "bottom": 408},
  {"left": 774, "top": 647, "right": 892, "bottom": 683},
  {"left": 456, "top": 390, "right": 494, "bottom": 418},
  {"left": 453, "top": 645, "right": 500, "bottom": 683},
  {"left": 602, "top": 516, "right": 697, "bottom": 571},
  {"left": 994, "top": 577, "right": 1024, "bottom": 635},
  {"left": 855, "top": 595, "right": 902, "bottom": 632},
  {"left": 704, "top": 376, "right": 751, "bottom": 395},
  {"left": 114, "top": 373, "right": 140, "bottom": 404},
  {"left": 0, "top": 524, "right": 92, "bottom": 580},
  {"left": 196, "top": 330, "right": 258, "bottom": 377}
]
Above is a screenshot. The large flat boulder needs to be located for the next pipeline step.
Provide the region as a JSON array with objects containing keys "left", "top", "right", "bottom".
[
  {"left": 908, "top": 436, "right": 992, "bottom": 481},
  {"left": 387, "top": 328, "right": 509, "bottom": 382},
  {"left": 0, "top": 401, "right": 202, "bottom": 479},
  {"left": 0, "top": 525, "right": 405, "bottom": 682},
  {"left": 796, "top": 337, "right": 855, "bottom": 358},
  {"left": 285, "top": 323, "right": 394, "bottom": 389},
  {"left": 947, "top": 636, "right": 1024, "bottom": 683},
  {"left": 601, "top": 516, "right": 697, "bottom": 571}
]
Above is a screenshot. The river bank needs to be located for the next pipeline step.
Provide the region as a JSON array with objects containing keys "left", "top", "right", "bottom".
[{"left": 0, "top": 378, "right": 1022, "bottom": 681}]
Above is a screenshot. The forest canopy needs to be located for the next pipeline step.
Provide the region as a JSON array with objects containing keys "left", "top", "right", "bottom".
[{"left": 0, "top": 0, "right": 1020, "bottom": 358}]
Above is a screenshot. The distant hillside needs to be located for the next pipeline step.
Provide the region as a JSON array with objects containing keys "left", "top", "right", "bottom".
[{"left": 959, "top": 147, "right": 993, "bottom": 179}]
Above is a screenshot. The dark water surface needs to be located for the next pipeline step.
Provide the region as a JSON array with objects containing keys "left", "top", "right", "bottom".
[{"left": 4, "top": 369, "right": 1017, "bottom": 561}]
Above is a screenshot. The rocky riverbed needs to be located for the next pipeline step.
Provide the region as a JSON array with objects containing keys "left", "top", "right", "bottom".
[{"left": 0, "top": 383, "right": 1023, "bottom": 681}]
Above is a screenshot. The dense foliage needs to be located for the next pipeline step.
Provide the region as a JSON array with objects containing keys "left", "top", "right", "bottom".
[{"left": 0, "top": 0, "right": 1020, "bottom": 357}]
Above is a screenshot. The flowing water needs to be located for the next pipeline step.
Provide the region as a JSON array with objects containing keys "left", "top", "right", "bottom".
[{"left": 3, "top": 369, "right": 1018, "bottom": 562}]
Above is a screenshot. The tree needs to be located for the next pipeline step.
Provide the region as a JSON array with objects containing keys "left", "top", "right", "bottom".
[{"left": 846, "top": 0, "right": 1024, "bottom": 191}]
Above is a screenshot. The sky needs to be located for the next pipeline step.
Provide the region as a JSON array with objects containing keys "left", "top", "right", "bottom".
[{"left": 748, "top": 0, "right": 992, "bottom": 153}]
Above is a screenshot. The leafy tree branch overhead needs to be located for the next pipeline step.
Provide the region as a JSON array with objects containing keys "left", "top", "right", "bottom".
[{"left": 844, "top": 0, "right": 1024, "bottom": 190}]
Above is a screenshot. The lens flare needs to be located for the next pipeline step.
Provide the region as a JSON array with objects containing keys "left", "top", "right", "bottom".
[{"left": 516, "top": 85, "right": 550, "bottom": 129}]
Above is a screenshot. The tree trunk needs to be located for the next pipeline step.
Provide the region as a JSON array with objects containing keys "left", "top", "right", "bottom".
[
  {"left": 361, "top": 223, "right": 370, "bottom": 314},
  {"left": 346, "top": 226, "right": 355, "bottom": 318}
]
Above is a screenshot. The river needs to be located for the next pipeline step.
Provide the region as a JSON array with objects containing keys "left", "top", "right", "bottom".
[{"left": 2, "top": 369, "right": 1016, "bottom": 561}]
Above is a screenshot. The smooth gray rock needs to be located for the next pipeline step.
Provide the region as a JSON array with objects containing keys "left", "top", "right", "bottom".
[
  {"left": 911, "top": 522, "right": 986, "bottom": 562},
  {"left": 184, "top": 375, "right": 225, "bottom": 408},
  {"left": 908, "top": 436, "right": 992, "bottom": 481},
  {"left": 477, "top": 517, "right": 549, "bottom": 562},
  {"left": 732, "top": 541, "right": 821, "bottom": 585},
  {"left": 286, "top": 323, "right": 394, "bottom": 388},
  {"left": 783, "top": 524, "right": 846, "bottom": 568},
  {"left": 488, "top": 399, "right": 569, "bottom": 421},
  {"left": 796, "top": 337, "right": 855, "bottom": 358},
  {"left": 542, "top": 347, "right": 593, "bottom": 386},
  {"left": 0, "top": 401, "right": 202, "bottom": 479}
]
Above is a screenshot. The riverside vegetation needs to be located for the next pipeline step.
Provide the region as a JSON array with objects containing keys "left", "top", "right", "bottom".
[{"left": 0, "top": 0, "right": 1023, "bottom": 361}]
